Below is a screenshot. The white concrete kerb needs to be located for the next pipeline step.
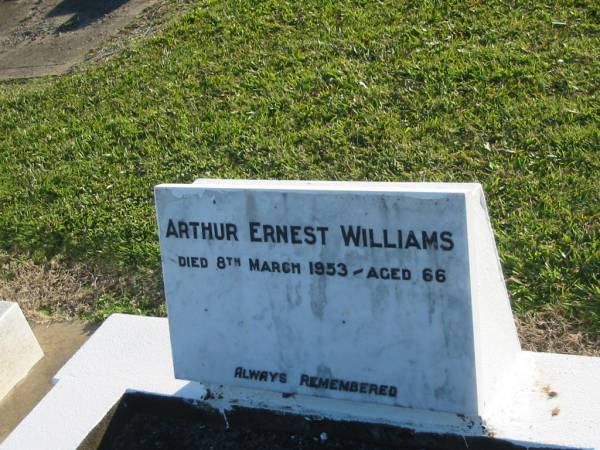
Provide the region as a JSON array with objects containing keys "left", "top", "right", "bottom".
[{"left": 0, "top": 301, "right": 43, "bottom": 402}]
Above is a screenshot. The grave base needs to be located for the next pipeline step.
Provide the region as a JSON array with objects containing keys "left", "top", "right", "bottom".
[
  {"left": 2, "top": 314, "right": 599, "bottom": 450},
  {"left": 78, "top": 392, "right": 550, "bottom": 450}
]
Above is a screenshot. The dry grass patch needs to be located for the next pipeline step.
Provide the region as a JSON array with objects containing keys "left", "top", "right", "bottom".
[
  {"left": 516, "top": 307, "right": 600, "bottom": 357},
  {"left": 0, "top": 252, "right": 163, "bottom": 323},
  {"left": 1, "top": 252, "right": 598, "bottom": 356}
]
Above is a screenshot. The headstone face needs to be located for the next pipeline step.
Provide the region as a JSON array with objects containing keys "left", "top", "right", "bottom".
[{"left": 155, "top": 180, "right": 520, "bottom": 417}]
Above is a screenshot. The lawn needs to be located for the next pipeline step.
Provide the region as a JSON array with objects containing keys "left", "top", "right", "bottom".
[{"left": 0, "top": 0, "right": 598, "bottom": 341}]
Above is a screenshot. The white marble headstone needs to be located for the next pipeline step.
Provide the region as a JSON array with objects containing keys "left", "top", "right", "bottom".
[{"left": 155, "top": 180, "right": 520, "bottom": 417}]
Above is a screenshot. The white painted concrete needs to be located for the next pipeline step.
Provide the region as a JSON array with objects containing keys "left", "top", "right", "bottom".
[
  {"left": 155, "top": 180, "right": 520, "bottom": 418},
  {"left": 465, "top": 187, "right": 522, "bottom": 413},
  {"left": 487, "top": 351, "right": 600, "bottom": 449},
  {"left": 3, "top": 314, "right": 599, "bottom": 449},
  {"left": 0, "top": 301, "right": 43, "bottom": 401},
  {"left": 1, "top": 315, "right": 205, "bottom": 450}
]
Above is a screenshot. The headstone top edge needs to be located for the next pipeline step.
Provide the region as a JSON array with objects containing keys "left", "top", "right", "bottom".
[{"left": 155, "top": 179, "right": 481, "bottom": 194}]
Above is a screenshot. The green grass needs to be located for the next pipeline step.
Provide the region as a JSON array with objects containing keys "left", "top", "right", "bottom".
[{"left": 0, "top": 0, "right": 598, "bottom": 329}]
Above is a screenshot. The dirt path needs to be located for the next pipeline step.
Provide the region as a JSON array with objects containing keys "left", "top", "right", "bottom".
[{"left": 0, "top": 0, "right": 160, "bottom": 79}]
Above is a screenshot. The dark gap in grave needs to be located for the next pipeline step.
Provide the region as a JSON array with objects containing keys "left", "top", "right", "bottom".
[{"left": 78, "top": 392, "right": 562, "bottom": 450}]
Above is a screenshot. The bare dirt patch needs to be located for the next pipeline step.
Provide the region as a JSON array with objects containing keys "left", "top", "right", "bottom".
[{"left": 0, "top": 0, "right": 169, "bottom": 79}]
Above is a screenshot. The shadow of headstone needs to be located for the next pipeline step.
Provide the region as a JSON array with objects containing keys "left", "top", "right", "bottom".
[{"left": 47, "top": 0, "right": 130, "bottom": 32}]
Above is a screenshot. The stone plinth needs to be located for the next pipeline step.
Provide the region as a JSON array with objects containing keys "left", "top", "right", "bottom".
[{"left": 154, "top": 180, "right": 521, "bottom": 418}]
